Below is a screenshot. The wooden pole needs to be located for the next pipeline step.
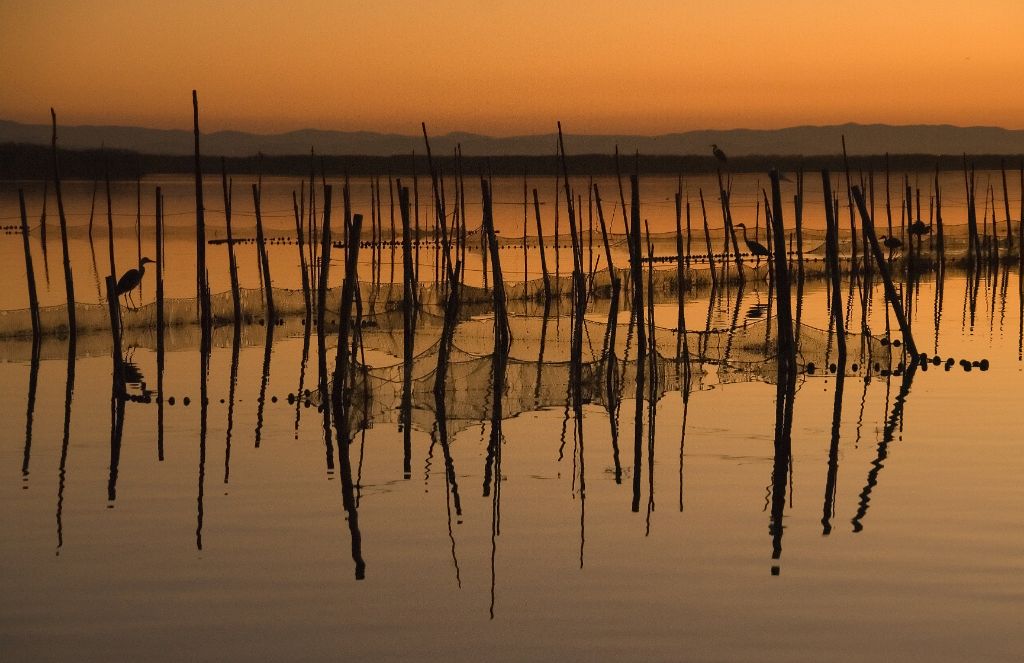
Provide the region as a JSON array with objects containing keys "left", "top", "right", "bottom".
[
  {"left": 317, "top": 185, "right": 333, "bottom": 333},
  {"left": 821, "top": 171, "right": 846, "bottom": 362},
  {"left": 155, "top": 187, "right": 165, "bottom": 335},
  {"left": 935, "top": 167, "right": 945, "bottom": 263},
  {"left": 18, "top": 190, "right": 41, "bottom": 337},
  {"left": 795, "top": 169, "right": 805, "bottom": 283},
  {"left": 1001, "top": 159, "right": 1013, "bottom": 249},
  {"left": 192, "top": 91, "right": 211, "bottom": 330},
  {"left": 593, "top": 183, "right": 618, "bottom": 289},
  {"left": 252, "top": 182, "right": 275, "bottom": 322},
  {"left": 221, "top": 161, "right": 241, "bottom": 324},
  {"left": 523, "top": 171, "right": 529, "bottom": 283},
  {"left": 533, "top": 188, "right": 551, "bottom": 299},
  {"left": 293, "top": 190, "right": 312, "bottom": 319},
  {"left": 851, "top": 185, "right": 917, "bottom": 357},
  {"left": 699, "top": 189, "right": 717, "bottom": 285},
  {"left": 399, "top": 181, "right": 415, "bottom": 478},
  {"left": 50, "top": 109, "right": 76, "bottom": 333}
]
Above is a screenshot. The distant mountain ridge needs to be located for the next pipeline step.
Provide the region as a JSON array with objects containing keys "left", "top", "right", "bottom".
[{"left": 2, "top": 119, "right": 1023, "bottom": 157}]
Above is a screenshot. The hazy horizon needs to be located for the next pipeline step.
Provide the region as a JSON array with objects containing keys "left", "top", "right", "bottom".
[{"left": 4, "top": 1, "right": 1023, "bottom": 135}]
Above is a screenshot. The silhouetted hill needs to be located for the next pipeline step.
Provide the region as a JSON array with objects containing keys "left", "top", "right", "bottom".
[{"left": 3, "top": 119, "right": 1024, "bottom": 157}]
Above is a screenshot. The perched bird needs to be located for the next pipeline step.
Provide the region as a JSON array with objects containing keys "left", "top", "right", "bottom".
[
  {"left": 116, "top": 257, "right": 154, "bottom": 309},
  {"left": 711, "top": 144, "right": 728, "bottom": 164},
  {"left": 735, "top": 223, "right": 770, "bottom": 259},
  {"left": 909, "top": 220, "right": 932, "bottom": 237},
  {"left": 881, "top": 235, "right": 903, "bottom": 250}
]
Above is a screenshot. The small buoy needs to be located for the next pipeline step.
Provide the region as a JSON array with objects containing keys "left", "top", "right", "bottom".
[
  {"left": 931, "top": 356, "right": 941, "bottom": 366},
  {"left": 963, "top": 364, "right": 972, "bottom": 372},
  {"left": 168, "top": 396, "right": 176, "bottom": 405},
  {"left": 829, "top": 363, "right": 837, "bottom": 373},
  {"left": 979, "top": 359, "right": 990, "bottom": 371},
  {"left": 851, "top": 363, "right": 859, "bottom": 372},
  {"left": 881, "top": 338, "right": 890, "bottom": 346},
  {"left": 271, "top": 396, "right": 278, "bottom": 403},
  {"left": 892, "top": 339, "right": 902, "bottom": 347},
  {"left": 183, "top": 396, "right": 191, "bottom": 406},
  {"left": 219, "top": 398, "right": 225, "bottom": 404},
  {"left": 287, "top": 394, "right": 296, "bottom": 404},
  {"left": 806, "top": 362, "right": 816, "bottom": 374}
]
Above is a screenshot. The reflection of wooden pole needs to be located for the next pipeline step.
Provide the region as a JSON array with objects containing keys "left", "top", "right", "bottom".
[
  {"left": 18, "top": 191, "right": 41, "bottom": 337},
  {"left": 851, "top": 185, "right": 918, "bottom": 357},
  {"left": 104, "top": 276, "right": 123, "bottom": 373}
]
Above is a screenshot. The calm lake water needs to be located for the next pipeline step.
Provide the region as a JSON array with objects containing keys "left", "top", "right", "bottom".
[{"left": 1, "top": 175, "right": 1022, "bottom": 661}]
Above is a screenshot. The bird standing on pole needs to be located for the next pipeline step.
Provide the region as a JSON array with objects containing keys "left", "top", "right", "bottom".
[
  {"left": 116, "top": 257, "right": 154, "bottom": 309},
  {"left": 711, "top": 144, "right": 728, "bottom": 165},
  {"left": 735, "top": 223, "right": 770, "bottom": 262}
]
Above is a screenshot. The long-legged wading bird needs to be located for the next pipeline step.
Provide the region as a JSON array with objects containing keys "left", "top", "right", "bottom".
[
  {"left": 116, "top": 257, "right": 154, "bottom": 309},
  {"left": 880, "top": 235, "right": 903, "bottom": 261},
  {"left": 881, "top": 235, "right": 903, "bottom": 250},
  {"left": 711, "top": 144, "right": 728, "bottom": 165},
  {"left": 735, "top": 223, "right": 770, "bottom": 260}
]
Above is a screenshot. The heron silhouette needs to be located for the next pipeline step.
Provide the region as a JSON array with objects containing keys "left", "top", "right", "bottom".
[
  {"left": 116, "top": 257, "right": 154, "bottom": 309},
  {"left": 909, "top": 220, "right": 931, "bottom": 237},
  {"left": 880, "top": 235, "right": 902, "bottom": 261},
  {"left": 711, "top": 144, "right": 728, "bottom": 164},
  {"left": 735, "top": 223, "right": 770, "bottom": 261},
  {"left": 881, "top": 235, "right": 903, "bottom": 250}
]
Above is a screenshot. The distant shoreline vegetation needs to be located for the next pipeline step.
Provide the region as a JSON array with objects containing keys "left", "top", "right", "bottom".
[{"left": 2, "top": 142, "right": 1022, "bottom": 180}]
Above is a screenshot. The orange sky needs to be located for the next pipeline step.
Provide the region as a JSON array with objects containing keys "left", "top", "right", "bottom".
[{"left": 2, "top": 1, "right": 1023, "bottom": 135}]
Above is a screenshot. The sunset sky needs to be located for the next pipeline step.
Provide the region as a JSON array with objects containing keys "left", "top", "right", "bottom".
[{"left": 2, "top": 0, "right": 1023, "bottom": 135}]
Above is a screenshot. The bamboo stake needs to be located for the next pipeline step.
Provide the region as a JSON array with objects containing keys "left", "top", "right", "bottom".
[
  {"left": 221, "top": 162, "right": 241, "bottom": 324},
  {"left": 593, "top": 183, "right": 618, "bottom": 289},
  {"left": 252, "top": 182, "right": 275, "bottom": 322},
  {"left": 1001, "top": 159, "right": 1013, "bottom": 249},
  {"left": 533, "top": 189, "right": 551, "bottom": 299},
  {"left": 821, "top": 171, "right": 846, "bottom": 361},
  {"left": 293, "top": 190, "right": 311, "bottom": 319},
  {"left": 699, "top": 189, "right": 717, "bottom": 285},
  {"left": 851, "top": 185, "right": 917, "bottom": 357},
  {"left": 317, "top": 186, "right": 334, "bottom": 333},
  {"left": 523, "top": 171, "right": 529, "bottom": 283},
  {"left": 50, "top": 110, "right": 76, "bottom": 333},
  {"left": 18, "top": 190, "right": 41, "bottom": 337},
  {"left": 399, "top": 181, "right": 415, "bottom": 479},
  {"left": 153, "top": 184, "right": 165, "bottom": 336},
  {"left": 192, "top": 91, "right": 210, "bottom": 330}
]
